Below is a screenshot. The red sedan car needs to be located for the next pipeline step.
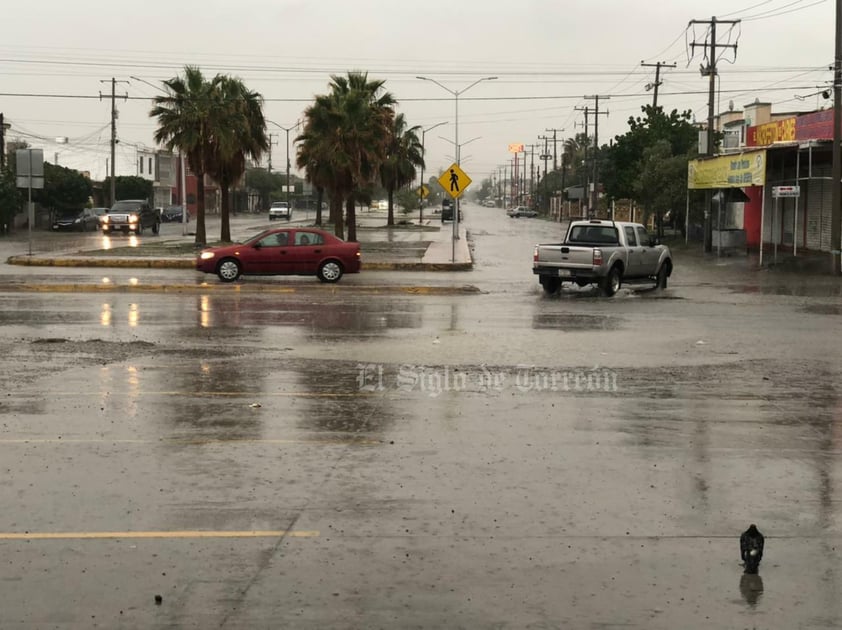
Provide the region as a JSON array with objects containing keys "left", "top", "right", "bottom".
[{"left": 196, "top": 227, "right": 361, "bottom": 283}]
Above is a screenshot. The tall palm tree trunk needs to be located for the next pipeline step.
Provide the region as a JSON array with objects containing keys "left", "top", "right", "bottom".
[
  {"left": 387, "top": 188, "right": 395, "bottom": 226},
  {"left": 195, "top": 173, "right": 207, "bottom": 245},
  {"left": 220, "top": 183, "right": 231, "bottom": 242},
  {"left": 315, "top": 188, "right": 324, "bottom": 226},
  {"left": 331, "top": 196, "right": 344, "bottom": 239},
  {"left": 346, "top": 196, "right": 357, "bottom": 242}
]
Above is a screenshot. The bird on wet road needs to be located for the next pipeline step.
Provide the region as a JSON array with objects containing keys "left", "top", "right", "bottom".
[{"left": 740, "top": 524, "right": 765, "bottom": 574}]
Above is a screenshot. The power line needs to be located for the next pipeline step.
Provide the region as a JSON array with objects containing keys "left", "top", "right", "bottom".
[
  {"left": 742, "top": 0, "right": 826, "bottom": 20},
  {"left": 718, "top": 0, "right": 774, "bottom": 18}
]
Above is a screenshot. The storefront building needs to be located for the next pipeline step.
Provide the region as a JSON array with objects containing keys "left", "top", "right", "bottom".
[{"left": 688, "top": 108, "right": 835, "bottom": 254}]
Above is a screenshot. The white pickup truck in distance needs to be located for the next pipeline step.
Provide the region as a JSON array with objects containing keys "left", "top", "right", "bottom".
[{"left": 533, "top": 219, "right": 673, "bottom": 296}]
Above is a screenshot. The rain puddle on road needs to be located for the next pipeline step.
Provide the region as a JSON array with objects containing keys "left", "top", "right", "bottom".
[
  {"left": 531, "top": 312, "right": 623, "bottom": 331},
  {"left": 802, "top": 304, "right": 842, "bottom": 316}
]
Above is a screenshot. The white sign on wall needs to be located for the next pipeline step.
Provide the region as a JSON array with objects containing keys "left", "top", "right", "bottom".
[{"left": 772, "top": 185, "right": 800, "bottom": 198}]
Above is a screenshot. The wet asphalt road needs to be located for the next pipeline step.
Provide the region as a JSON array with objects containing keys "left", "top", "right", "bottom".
[{"left": 0, "top": 206, "right": 841, "bottom": 629}]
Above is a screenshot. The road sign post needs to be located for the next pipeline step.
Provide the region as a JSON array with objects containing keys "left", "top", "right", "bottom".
[
  {"left": 437, "top": 163, "right": 473, "bottom": 262},
  {"left": 16, "top": 148, "right": 45, "bottom": 256},
  {"left": 417, "top": 184, "right": 430, "bottom": 224}
]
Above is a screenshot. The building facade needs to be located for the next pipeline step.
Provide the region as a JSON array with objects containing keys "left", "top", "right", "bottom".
[{"left": 689, "top": 101, "right": 837, "bottom": 255}]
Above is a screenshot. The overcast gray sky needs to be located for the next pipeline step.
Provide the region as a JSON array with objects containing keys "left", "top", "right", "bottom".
[{"left": 1, "top": 0, "right": 834, "bottom": 186}]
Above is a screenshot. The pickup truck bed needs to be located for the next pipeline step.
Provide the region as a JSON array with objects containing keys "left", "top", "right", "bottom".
[{"left": 533, "top": 220, "right": 672, "bottom": 296}]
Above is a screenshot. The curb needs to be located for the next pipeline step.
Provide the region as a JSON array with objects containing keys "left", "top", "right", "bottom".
[
  {"left": 6, "top": 255, "right": 473, "bottom": 272},
  {"left": 0, "top": 282, "right": 483, "bottom": 295},
  {"left": 7, "top": 255, "right": 195, "bottom": 269}
]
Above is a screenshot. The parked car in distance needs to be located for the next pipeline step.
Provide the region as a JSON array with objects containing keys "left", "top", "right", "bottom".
[
  {"left": 196, "top": 227, "right": 361, "bottom": 283},
  {"left": 52, "top": 208, "right": 100, "bottom": 232},
  {"left": 161, "top": 205, "right": 189, "bottom": 222},
  {"left": 268, "top": 201, "right": 292, "bottom": 221},
  {"left": 507, "top": 206, "right": 537, "bottom": 218},
  {"left": 441, "top": 198, "right": 463, "bottom": 222},
  {"left": 532, "top": 219, "right": 673, "bottom": 296},
  {"left": 101, "top": 199, "right": 161, "bottom": 236}
]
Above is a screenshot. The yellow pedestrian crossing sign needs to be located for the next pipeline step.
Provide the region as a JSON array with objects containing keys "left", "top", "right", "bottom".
[
  {"left": 438, "top": 163, "right": 472, "bottom": 199},
  {"left": 417, "top": 184, "right": 430, "bottom": 199}
]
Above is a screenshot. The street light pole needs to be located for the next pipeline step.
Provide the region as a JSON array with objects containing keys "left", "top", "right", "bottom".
[
  {"left": 268, "top": 120, "right": 302, "bottom": 211},
  {"left": 417, "top": 76, "right": 497, "bottom": 262},
  {"left": 419, "top": 121, "right": 447, "bottom": 224}
]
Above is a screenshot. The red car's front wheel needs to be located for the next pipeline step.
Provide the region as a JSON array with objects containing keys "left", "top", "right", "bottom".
[{"left": 217, "top": 258, "right": 241, "bottom": 282}]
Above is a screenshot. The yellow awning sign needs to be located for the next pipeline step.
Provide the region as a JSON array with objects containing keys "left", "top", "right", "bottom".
[
  {"left": 416, "top": 184, "right": 430, "bottom": 199},
  {"left": 438, "top": 163, "right": 472, "bottom": 199},
  {"left": 688, "top": 150, "right": 767, "bottom": 189}
]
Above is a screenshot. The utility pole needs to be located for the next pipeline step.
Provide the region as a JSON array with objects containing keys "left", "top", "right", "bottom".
[
  {"left": 583, "top": 96, "right": 609, "bottom": 217},
  {"left": 832, "top": 0, "right": 842, "bottom": 274},
  {"left": 545, "top": 127, "right": 563, "bottom": 171},
  {"left": 640, "top": 61, "right": 677, "bottom": 109},
  {"left": 267, "top": 134, "right": 278, "bottom": 173},
  {"left": 689, "top": 17, "right": 739, "bottom": 252},
  {"left": 574, "top": 107, "right": 590, "bottom": 215},
  {"left": 537, "top": 135, "right": 551, "bottom": 181},
  {"left": 100, "top": 78, "right": 128, "bottom": 206},
  {"left": 0, "top": 112, "right": 7, "bottom": 169},
  {"left": 510, "top": 159, "right": 515, "bottom": 207},
  {"left": 524, "top": 144, "right": 536, "bottom": 205}
]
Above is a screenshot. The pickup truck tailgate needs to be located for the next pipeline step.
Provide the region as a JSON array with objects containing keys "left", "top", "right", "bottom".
[{"left": 535, "top": 244, "right": 595, "bottom": 269}]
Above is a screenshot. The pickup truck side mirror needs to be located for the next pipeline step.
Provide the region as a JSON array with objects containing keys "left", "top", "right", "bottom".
[{"left": 649, "top": 237, "right": 660, "bottom": 247}]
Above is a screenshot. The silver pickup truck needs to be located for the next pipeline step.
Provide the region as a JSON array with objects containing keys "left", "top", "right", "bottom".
[{"left": 532, "top": 219, "right": 673, "bottom": 296}]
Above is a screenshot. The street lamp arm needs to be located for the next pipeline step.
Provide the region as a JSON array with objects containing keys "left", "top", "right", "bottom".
[
  {"left": 438, "top": 135, "right": 481, "bottom": 148},
  {"left": 416, "top": 76, "right": 455, "bottom": 96},
  {"left": 459, "top": 76, "right": 498, "bottom": 95},
  {"left": 424, "top": 121, "right": 448, "bottom": 134},
  {"left": 130, "top": 75, "right": 165, "bottom": 94},
  {"left": 267, "top": 119, "right": 302, "bottom": 133}
]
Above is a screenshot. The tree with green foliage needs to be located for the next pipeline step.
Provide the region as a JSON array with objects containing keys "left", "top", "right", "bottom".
[
  {"left": 0, "top": 167, "right": 22, "bottom": 233},
  {"left": 245, "top": 168, "right": 284, "bottom": 211},
  {"left": 205, "top": 76, "right": 269, "bottom": 242},
  {"left": 297, "top": 93, "right": 346, "bottom": 235},
  {"left": 602, "top": 105, "right": 697, "bottom": 205},
  {"left": 633, "top": 140, "right": 689, "bottom": 238},
  {"left": 38, "top": 163, "right": 92, "bottom": 212},
  {"left": 563, "top": 134, "right": 589, "bottom": 189},
  {"left": 297, "top": 71, "right": 395, "bottom": 241},
  {"left": 380, "top": 113, "right": 423, "bottom": 226},
  {"left": 150, "top": 66, "right": 218, "bottom": 245},
  {"left": 395, "top": 187, "right": 419, "bottom": 213},
  {"left": 102, "top": 175, "right": 153, "bottom": 202}
]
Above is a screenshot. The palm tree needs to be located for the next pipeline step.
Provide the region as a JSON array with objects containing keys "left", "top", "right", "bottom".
[
  {"left": 205, "top": 76, "right": 268, "bottom": 242},
  {"left": 563, "top": 133, "right": 590, "bottom": 188},
  {"left": 297, "top": 72, "right": 395, "bottom": 241},
  {"left": 150, "top": 66, "right": 218, "bottom": 245},
  {"left": 297, "top": 96, "right": 347, "bottom": 237},
  {"left": 380, "top": 113, "right": 423, "bottom": 226}
]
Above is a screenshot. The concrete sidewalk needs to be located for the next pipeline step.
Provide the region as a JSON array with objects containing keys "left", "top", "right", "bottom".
[{"left": 3, "top": 212, "right": 473, "bottom": 272}]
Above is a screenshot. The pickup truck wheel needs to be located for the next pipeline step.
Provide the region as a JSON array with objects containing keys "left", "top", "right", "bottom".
[
  {"left": 600, "top": 266, "right": 622, "bottom": 297},
  {"left": 541, "top": 277, "right": 561, "bottom": 294},
  {"left": 656, "top": 264, "right": 669, "bottom": 289}
]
